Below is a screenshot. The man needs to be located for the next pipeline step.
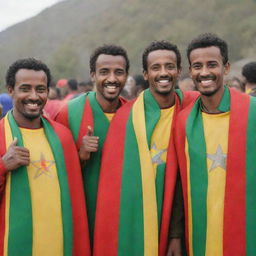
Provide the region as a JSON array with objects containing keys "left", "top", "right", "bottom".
[
  {"left": 0, "top": 58, "right": 90, "bottom": 255},
  {"left": 94, "top": 41, "right": 198, "bottom": 256},
  {"left": 175, "top": 33, "right": 256, "bottom": 255},
  {"left": 242, "top": 61, "right": 256, "bottom": 96},
  {"left": 56, "top": 45, "right": 129, "bottom": 246}
]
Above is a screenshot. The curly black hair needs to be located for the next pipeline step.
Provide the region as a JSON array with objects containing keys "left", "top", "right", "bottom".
[
  {"left": 142, "top": 40, "right": 181, "bottom": 71},
  {"left": 6, "top": 58, "right": 52, "bottom": 88},
  {"left": 242, "top": 62, "right": 256, "bottom": 84},
  {"left": 187, "top": 33, "right": 228, "bottom": 65},
  {"left": 90, "top": 45, "right": 130, "bottom": 73}
]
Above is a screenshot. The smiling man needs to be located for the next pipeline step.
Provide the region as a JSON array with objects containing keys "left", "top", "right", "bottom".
[
  {"left": 94, "top": 41, "right": 198, "bottom": 256},
  {"left": 56, "top": 45, "right": 129, "bottom": 247},
  {"left": 175, "top": 33, "right": 256, "bottom": 256},
  {"left": 0, "top": 58, "right": 90, "bottom": 255}
]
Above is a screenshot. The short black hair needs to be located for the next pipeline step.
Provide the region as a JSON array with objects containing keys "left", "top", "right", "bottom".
[
  {"left": 6, "top": 58, "right": 51, "bottom": 88},
  {"left": 90, "top": 45, "right": 130, "bottom": 73},
  {"left": 142, "top": 40, "right": 181, "bottom": 71},
  {"left": 242, "top": 62, "right": 256, "bottom": 84},
  {"left": 187, "top": 33, "right": 229, "bottom": 65},
  {"left": 68, "top": 79, "right": 78, "bottom": 91}
]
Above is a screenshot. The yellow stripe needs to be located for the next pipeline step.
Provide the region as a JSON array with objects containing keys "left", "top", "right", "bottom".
[
  {"left": 3, "top": 117, "right": 13, "bottom": 256},
  {"left": 132, "top": 92, "right": 158, "bottom": 255},
  {"left": 185, "top": 138, "right": 193, "bottom": 256},
  {"left": 202, "top": 112, "right": 229, "bottom": 256}
]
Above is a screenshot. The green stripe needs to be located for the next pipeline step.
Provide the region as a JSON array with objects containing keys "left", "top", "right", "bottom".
[
  {"left": 186, "top": 100, "right": 207, "bottom": 256},
  {"left": 42, "top": 118, "right": 73, "bottom": 256},
  {"left": 175, "top": 89, "right": 183, "bottom": 103},
  {"left": 83, "top": 92, "right": 110, "bottom": 243},
  {"left": 7, "top": 113, "right": 33, "bottom": 256},
  {"left": 144, "top": 89, "right": 161, "bottom": 146},
  {"left": 118, "top": 112, "right": 144, "bottom": 255},
  {"left": 246, "top": 96, "right": 256, "bottom": 254},
  {"left": 68, "top": 93, "right": 88, "bottom": 142},
  {"left": 156, "top": 164, "right": 165, "bottom": 227}
]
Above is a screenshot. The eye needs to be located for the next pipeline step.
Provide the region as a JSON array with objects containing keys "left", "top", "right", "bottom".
[
  {"left": 115, "top": 70, "right": 125, "bottom": 75},
  {"left": 166, "top": 64, "right": 176, "bottom": 70},
  {"left": 19, "top": 86, "right": 30, "bottom": 92},
  {"left": 208, "top": 62, "right": 217, "bottom": 68},
  {"left": 192, "top": 64, "right": 201, "bottom": 70},
  {"left": 151, "top": 65, "right": 159, "bottom": 71},
  {"left": 37, "top": 86, "right": 47, "bottom": 93},
  {"left": 99, "top": 69, "right": 108, "bottom": 75}
]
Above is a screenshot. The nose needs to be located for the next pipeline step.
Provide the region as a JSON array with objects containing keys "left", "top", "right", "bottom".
[
  {"left": 200, "top": 65, "right": 210, "bottom": 76},
  {"left": 159, "top": 66, "right": 168, "bottom": 77},
  {"left": 107, "top": 72, "right": 117, "bottom": 83},
  {"left": 29, "top": 89, "right": 39, "bottom": 100}
]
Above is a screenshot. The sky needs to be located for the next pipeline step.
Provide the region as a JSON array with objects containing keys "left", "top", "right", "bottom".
[{"left": 0, "top": 0, "right": 62, "bottom": 32}]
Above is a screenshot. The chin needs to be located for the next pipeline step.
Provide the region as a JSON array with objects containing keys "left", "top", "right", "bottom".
[{"left": 23, "top": 112, "right": 41, "bottom": 120}]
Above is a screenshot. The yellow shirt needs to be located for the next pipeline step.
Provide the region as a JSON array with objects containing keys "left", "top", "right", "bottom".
[
  {"left": 104, "top": 112, "right": 115, "bottom": 122},
  {"left": 21, "top": 128, "right": 63, "bottom": 256},
  {"left": 150, "top": 106, "right": 174, "bottom": 176},
  {"left": 202, "top": 111, "right": 229, "bottom": 256}
]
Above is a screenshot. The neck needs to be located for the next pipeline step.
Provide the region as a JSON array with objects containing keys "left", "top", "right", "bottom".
[
  {"left": 13, "top": 110, "right": 42, "bottom": 129},
  {"left": 151, "top": 90, "right": 176, "bottom": 109},
  {"left": 245, "top": 82, "right": 256, "bottom": 90},
  {"left": 200, "top": 86, "right": 225, "bottom": 114},
  {"left": 96, "top": 94, "right": 120, "bottom": 113}
]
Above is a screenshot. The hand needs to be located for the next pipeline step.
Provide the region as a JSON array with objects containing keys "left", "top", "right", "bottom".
[
  {"left": 2, "top": 137, "right": 30, "bottom": 171},
  {"left": 79, "top": 126, "right": 99, "bottom": 161},
  {"left": 167, "top": 238, "right": 182, "bottom": 256}
]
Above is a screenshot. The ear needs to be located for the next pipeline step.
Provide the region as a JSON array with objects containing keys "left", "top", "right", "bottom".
[
  {"left": 90, "top": 72, "right": 95, "bottom": 82},
  {"left": 7, "top": 86, "right": 14, "bottom": 96},
  {"left": 177, "top": 67, "right": 182, "bottom": 77},
  {"left": 189, "top": 65, "right": 192, "bottom": 78},
  {"left": 224, "top": 62, "right": 230, "bottom": 75},
  {"left": 143, "top": 70, "right": 148, "bottom": 81}
]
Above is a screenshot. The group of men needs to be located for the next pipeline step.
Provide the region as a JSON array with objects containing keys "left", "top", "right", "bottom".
[{"left": 0, "top": 32, "right": 255, "bottom": 256}]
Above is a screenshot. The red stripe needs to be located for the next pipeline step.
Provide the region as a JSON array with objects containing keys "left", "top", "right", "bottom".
[
  {"left": 76, "top": 98, "right": 93, "bottom": 149},
  {"left": 175, "top": 102, "right": 195, "bottom": 254},
  {"left": 55, "top": 103, "right": 70, "bottom": 128},
  {"left": 159, "top": 95, "right": 181, "bottom": 255},
  {"left": 223, "top": 89, "right": 249, "bottom": 255},
  {"left": 93, "top": 100, "right": 134, "bottom": 256},
  {"left": 49, "top": 119, "right": 91, "bottom": 256},
  {"left": 0, "top": 119, "right": 6, "bottom": 256}
]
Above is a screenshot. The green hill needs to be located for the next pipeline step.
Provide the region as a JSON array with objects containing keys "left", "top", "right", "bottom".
[{"left": 0, "top": 0, "right": 255, "bottom": 90}]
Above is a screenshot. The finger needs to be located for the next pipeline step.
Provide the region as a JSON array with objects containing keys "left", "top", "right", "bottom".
[
  {"left": 9, "top": 137, "right": 18, "bottom": 147},
  {"left": 86, "top": 126, "right": 93, "bottom": 136}
]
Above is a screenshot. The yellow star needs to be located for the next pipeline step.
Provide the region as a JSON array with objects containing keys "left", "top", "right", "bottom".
[{"left": 31, "top": 153, "right": 55, "bottom": 179}]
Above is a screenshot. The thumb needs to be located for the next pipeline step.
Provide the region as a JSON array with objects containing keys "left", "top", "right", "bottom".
[
  {"left": 10, "top": 137, "right": 18, "bottom": 147},
  {"left": 86, "top": 126, "right": 93, "bottom": 136}
]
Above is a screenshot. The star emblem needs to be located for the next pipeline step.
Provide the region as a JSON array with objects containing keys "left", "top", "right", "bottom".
[
  {"left": 31, "top": 153, "right": 55, "bottom": 179},
  {"left": 151, "top": 143, "right": 167, "bottom": 165},
  {"left": 207, "top": 144, "right": 227, "bottom": 171}
]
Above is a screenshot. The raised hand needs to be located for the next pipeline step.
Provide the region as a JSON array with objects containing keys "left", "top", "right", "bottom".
[
  {"left": 2, "top": 137, "right": 30, "bottom": 171},
  {"left": 79, "top": 126, "right": 99, "bottom": 161}
]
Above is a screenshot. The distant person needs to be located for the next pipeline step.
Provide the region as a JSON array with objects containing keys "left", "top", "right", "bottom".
[
  {"left": 0, "top": 58, "right": 90, "bottom": 255},
  {"left": 175, "top": 33, "right": 256, "bottom": 256},
  {"left": 78, "top": 80, "right": 94, "bottom": 94},
  {"left": 226, "top": 76, "right": 244, "bottom": 92},
  {"left": 178, "top": 77, "right": 196, "bottom": 91},
  {"left": 56, "top": 78, "right": 68, "bottom": 99},
  {"left": 63, "top": 79, "right": 79, "bottom": 101},
  {"left": 44, "top": 83, "right": 64, "bottom": 119},
  {"left": 133, "top": 74, "right": 149, "bottom": 97},
  {"left": 56, "top": 44, "right": 129, "bottom": 249},
  {"left": 120, "top": 75, "right": 136, "bottom": 99},
  {"left": 242, "top": 61, "right": 256, "bottom": 96},
  {"left": 0, "top": 93, "right": 13, "bottom": 117}
]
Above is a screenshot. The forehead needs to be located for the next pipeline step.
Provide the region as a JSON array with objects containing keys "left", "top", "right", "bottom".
[
  {"left": 15, "top": 69, "right": 47, "bottom": 85},
  {"left": 95, "top": 54, "right": 126, "bottom": 70},
  {"left": 147, "top": 50, "right": 177, "bottom": 66},
  {"left": 189, "top": 46, "right": 222, "bottom": 63}
]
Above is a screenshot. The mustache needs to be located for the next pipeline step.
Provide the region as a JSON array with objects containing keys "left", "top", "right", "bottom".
[
  {"left": 198, "top": 75, "right": 216, "bottom": 81},
  {"left": 155, "top": 76, "right": 173, "bottom": 82},
  {"left": 104, "top": 82, "right": 120, "bottom": 87}
]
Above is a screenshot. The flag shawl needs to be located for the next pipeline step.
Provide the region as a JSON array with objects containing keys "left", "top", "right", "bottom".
[
  {"left": 94, "top": 89, "right": 198, "bottom": 256},
  {"left": 56, "top": 91, "right": 126, "bottom": 244},
  {"left": 0, "top": 112, "right": 90, "bottom": 256},
  {"left": 175, "top": 87, "right": 256, "bottom": 256}
]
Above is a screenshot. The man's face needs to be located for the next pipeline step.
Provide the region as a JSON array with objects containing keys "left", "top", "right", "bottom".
[
  {"left": 189, "top": 46, "right": 230, "bottom": 97},
  {"left": 8, "top": 69, "right": 48, "bottom": 125},
  {"left": 143, "top": 50, "right": 180, "bottom": 97},
  {"left": 91, "top": 54, "right": 128, "bottom": 102}
]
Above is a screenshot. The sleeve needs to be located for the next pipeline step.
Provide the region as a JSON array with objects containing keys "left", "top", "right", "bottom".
[
  {"left": 168, "top": 173, "right": 184, "bottom": 238},
  {"left": 0, "top": 158, "right": 7, "bottom": 199}
]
